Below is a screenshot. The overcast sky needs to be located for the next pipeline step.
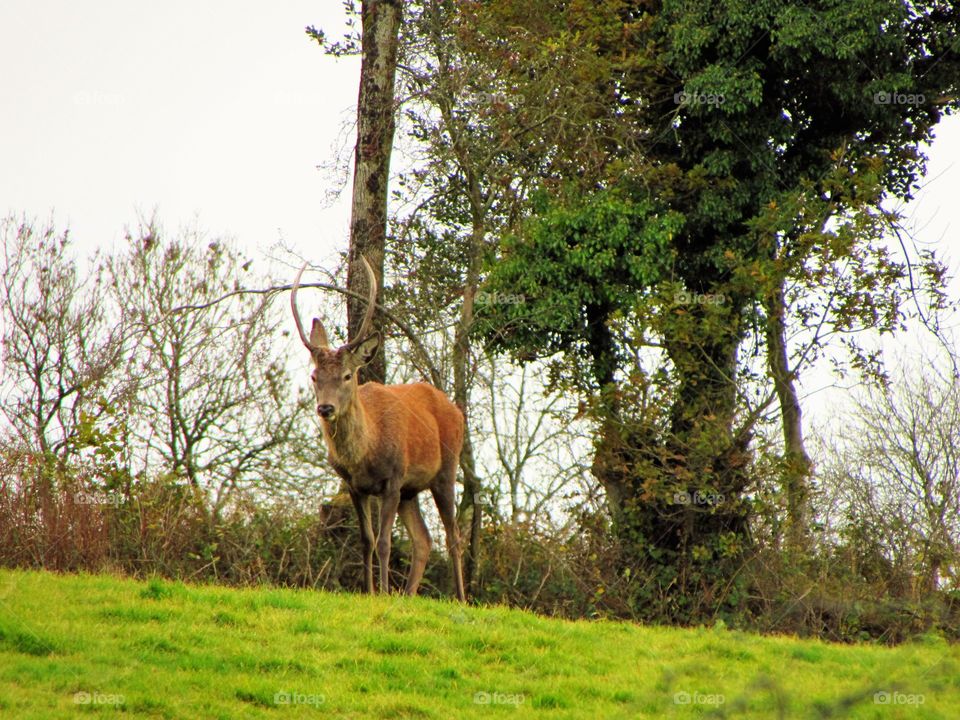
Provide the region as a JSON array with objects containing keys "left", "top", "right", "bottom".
[
  {"left": 0, "top": 1, "right": 359, "bottom": 262},
  {"left": 2, "top": 1, "right": 958, "bottom": 433}
]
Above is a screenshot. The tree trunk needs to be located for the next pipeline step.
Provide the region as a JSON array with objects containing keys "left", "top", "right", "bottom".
[
  {"left": 593, "top": 292, "right": 753, "bottom": 622},
  {"left": 347, "top": 0, "right": 402, "bottom": 384},
  {"left": 764, "top": 278, "right": 812, "bottom": 550},
  {"left": 454, "top": 222, "right": 485, "bottom": 596},
  {"left": 331, "top": 0, "right": 404, "bottom": 557}
]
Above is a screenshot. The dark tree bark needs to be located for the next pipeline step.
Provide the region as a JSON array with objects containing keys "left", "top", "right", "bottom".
[
  {"left": 326, "top": 0, "right": 403, "bottom": 554},
  {"left": 347, "top": 0, "right": 402, "bottom": 384}
]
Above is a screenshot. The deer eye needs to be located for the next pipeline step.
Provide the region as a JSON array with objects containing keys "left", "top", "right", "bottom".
[{"left": 343, "top": 372, "right": 352, "bottom": 381}]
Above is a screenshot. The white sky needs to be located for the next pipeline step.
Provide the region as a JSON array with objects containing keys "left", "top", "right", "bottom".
[
  {"left": 0, "top": 1, "right": 358, "bottom": 260},
  {"left": 1, "top": 1, "right": 958, "bottom": 439}
]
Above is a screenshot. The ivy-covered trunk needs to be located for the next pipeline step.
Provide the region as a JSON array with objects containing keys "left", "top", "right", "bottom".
[{"left": 593, "top": 293, "right": 753, "bottom": 622}]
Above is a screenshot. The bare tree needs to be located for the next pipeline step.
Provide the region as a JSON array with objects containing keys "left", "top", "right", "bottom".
[
  {"left": 308, "top": 1, "right": 403, "bottom": 381},
  {"left": 823, "top": 356, "right": 960, "bottom": 592},
  {"left": 108, "top": 225, "right": 306, "bottom": 517},
  {"left": 0, "top": 217, "right": 126, "bottom": 459},
  {"left": 481, "top": 361, "right": 593, "bottom": 526}
]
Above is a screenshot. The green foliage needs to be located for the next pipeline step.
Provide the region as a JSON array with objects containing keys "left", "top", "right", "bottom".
[
  {"left": 466, "top": 0, "right": 958, "bottom": 623},
  {"left": 477, "top": 188, "right": 682, "bottom": 375}
]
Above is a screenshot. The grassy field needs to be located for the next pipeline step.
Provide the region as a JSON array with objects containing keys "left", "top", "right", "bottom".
[{"left": 0, "top": 570, "right": 957, "bottom": 718}]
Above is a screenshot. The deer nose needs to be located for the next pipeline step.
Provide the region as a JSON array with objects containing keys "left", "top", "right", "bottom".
[{"left": 317, "top": 404, "right": 335, "bottom": 418}]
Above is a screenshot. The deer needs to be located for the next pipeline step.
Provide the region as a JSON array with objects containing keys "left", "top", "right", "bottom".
[{"left": 290, "top": 257, "right": 466, "bottom": 601}]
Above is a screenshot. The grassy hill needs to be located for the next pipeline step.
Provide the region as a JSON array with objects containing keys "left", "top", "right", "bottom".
[{"left": 0, "top": 569, "right": 957, "bottom": 718}]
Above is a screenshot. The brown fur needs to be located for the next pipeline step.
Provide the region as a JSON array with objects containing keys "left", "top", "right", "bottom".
[
  {"left": 314, "top": 368, "right": 466, "bottom": 601},
  {"left": 291, "top": 258, "right": 466, "bottom": 600}
]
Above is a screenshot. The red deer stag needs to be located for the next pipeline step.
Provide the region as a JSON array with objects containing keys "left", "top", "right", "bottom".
[{"left": 290, "top": 257, "right": 466, "bottom": 601}]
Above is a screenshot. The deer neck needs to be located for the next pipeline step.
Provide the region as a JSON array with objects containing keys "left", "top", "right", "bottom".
[{"left": 321, "top": 393, "right": 372, "bottom": 469}]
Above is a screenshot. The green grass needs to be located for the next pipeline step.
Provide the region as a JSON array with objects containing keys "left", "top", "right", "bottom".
[{"left": 0, "top": 570, "right": 957, "bottom": 718}]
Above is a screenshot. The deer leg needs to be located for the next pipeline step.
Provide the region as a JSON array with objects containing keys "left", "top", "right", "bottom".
[
  {"left": 431, "top": 481, "right": 466, "bottom": 602},
  {"left": 376, "top": 489, "right": 401, "bottom": 594},
  {"left": 398, "top": 497, "right": 431, "bottom": 596},
  {"left": 350, "top": 490, "right": 376, "bottom": 594}
]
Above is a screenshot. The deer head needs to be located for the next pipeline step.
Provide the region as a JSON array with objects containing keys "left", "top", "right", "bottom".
[{"left": 290, "top": 256, "right": 380, "bottom": 421}]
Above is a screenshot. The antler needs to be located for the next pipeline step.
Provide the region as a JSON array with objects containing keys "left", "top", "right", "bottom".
[
  {"left": 290, "top": 256, "right": 378, "bottom": 352},
  {"left": 347, "top": 255, "right": 378, "bottom": 348},
  {"left": 290, "top": 262, "right": 329, "bottom": 350}
]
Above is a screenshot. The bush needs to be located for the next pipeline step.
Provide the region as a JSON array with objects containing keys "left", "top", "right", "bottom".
[
  {"left": 0, "top": 448, "right": 111, "bottom": 572},
  {"left": 3, "top": 446, "right": 957, "bottom": 644}
]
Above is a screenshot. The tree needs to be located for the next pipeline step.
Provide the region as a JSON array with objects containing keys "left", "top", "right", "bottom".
[
  {"left": 108, "top": 225, "right": 305, "bottom": 519},
  {"left": 310, "top": 0, "right": 403, "bottom": 384},
  {"left": 827, "top": 358, "right": 960, "bottom": 592},
  {"left": 473, "top": 0, "right": 958, "bottom": 620},
  {"left": 388, "top": 0, "right": 599, "bottom": 588},
  {"left": 483, "top": 361, "right": 593, "bottom": 525},
  {"left": 347, "top": 0, "right": 403, "bottom": 385},
  {"left": 0, "top": 217, "right": 126, "bottom": 460}
]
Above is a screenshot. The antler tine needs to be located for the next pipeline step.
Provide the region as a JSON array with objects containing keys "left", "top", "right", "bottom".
[
  {"left": 290, "top": 262, "right": 316, "bottom": 351},
  {"left": 353, "top": 255, "right": 378, "bottom": 343}
]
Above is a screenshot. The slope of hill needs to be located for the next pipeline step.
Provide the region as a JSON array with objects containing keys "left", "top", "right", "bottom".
[{"left": 0, "top": 569, "right": 956, "bottom": 718}]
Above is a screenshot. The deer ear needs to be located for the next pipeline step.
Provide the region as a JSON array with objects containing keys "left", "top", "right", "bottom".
[
  {"left": 310, "top": 318, "right": 329, "bottom": 348},
  {"left": 350, "top": 333, "right": 380, "bottom": 367}
]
